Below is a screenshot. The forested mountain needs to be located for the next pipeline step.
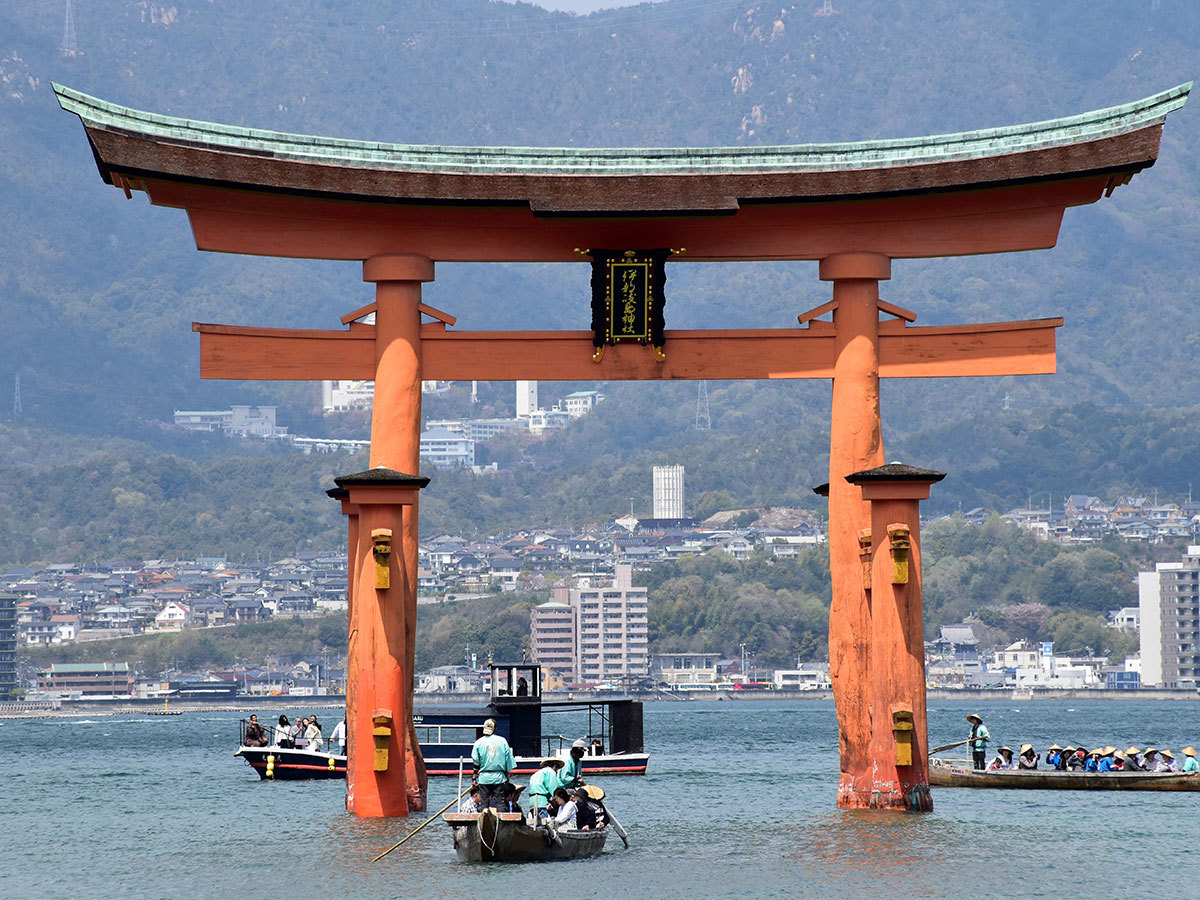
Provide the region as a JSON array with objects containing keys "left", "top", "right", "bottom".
[{"left": 1, "top": 0, "right": 1199, "bottom": 559}]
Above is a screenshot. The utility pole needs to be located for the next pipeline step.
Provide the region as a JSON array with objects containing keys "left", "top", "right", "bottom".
[{"left": 11, "top": 372, "right": 20, "bottom": 417}]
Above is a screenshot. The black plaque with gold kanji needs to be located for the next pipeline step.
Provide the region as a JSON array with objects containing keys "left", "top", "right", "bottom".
[{"left": 589, "top": 249, "right": 668, "bottom": 352}]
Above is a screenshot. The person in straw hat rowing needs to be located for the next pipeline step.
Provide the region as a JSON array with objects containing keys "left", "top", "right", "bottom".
[{"left": 1182, "top": 747, "right": 1198, "bottom": 773}]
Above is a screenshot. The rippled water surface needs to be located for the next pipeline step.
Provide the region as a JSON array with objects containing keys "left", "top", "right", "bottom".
[{"left": 3, "top": 699, "right": 1200, "bottom": 899}]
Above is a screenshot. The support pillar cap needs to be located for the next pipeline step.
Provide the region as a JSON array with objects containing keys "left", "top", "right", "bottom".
[
  {"left": 363, "top": 254, "right": 435, "bottom": 283},
  {"left": 334, "top": 467, "right": 431, "bottom": 489},
  {"left": 819, "top": 252, "right": 891, "bottom": 282},
  {"left": 845, "top": 462, "right": 945, "bottom": 485}
]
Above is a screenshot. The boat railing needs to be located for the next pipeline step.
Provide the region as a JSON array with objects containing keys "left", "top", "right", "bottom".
[{"left": 239, "top": 718, "right": 338, "bottom": 753}]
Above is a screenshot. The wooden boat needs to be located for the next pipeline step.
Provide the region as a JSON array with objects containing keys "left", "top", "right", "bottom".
[
  {"left": 443, "top": 809, "right": 607, "bottom": 862},
  {"left": 929, "top": 757, "right": 1200, "bottom": 791}
]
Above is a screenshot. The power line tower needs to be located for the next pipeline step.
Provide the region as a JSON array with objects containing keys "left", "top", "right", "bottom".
[
  {"left": 12, "top": 372, "right": 21, "bottom": 417},
  {"left": 694, "top": 380, "right": 711, "bottom": 430},
  {"left": 60, "top": 0, "right": 78, "bottom": 56}
]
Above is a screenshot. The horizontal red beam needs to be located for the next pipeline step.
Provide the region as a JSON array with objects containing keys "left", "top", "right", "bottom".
[{"left": 193, "top": 319, "right": 1060, "bottom": 382}]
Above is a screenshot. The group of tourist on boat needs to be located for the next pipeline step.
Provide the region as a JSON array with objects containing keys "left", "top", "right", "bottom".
[
  {"left": 461, "top": 716, "right": 610, "bottom": 831},
  {"left": 965, "top": 714, "right": 1199, "bottom": 774}
]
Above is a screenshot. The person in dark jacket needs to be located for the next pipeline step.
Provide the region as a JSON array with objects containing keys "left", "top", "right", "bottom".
[
  {"left": 1056, "top": 746, "right": 1074, "bottom": 771},
  {"left": 497, "top": 783, "right": 524, "bottom": 814},
  {"left": 1067, "top": 747, "right": 1088, "bottom": 770},
  {"left": 1124, "top": 747, "right": 1145, "bottom": 771},
  {"left": 573, "top": 789, "right": 598, "bottom": 830}
]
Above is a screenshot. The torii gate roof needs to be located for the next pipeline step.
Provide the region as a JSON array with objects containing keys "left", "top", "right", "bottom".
[{"left": 55, "top": 83, "right": 1190, "bottom": 262}]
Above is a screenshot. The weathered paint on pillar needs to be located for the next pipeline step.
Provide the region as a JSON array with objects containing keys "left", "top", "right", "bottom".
[
  {"left": 363, "top": 254, "right": 433, "bottom": 814},
  {"left": 821, "top": 252, "right": 890, "bottom": 809},
  {"left": 846, "top": 463, "right": 944, "bottom": 811},
  {"left": 328, "top": 488, "right": 359, "bottom": 766},
  {"left": 335, "top": 470, "right": 427, "bottom": 818}
]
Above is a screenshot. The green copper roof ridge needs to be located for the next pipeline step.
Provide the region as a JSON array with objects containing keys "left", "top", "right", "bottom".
[{"left": 53, "top": 82, "right": 1191, "bottom": 176}]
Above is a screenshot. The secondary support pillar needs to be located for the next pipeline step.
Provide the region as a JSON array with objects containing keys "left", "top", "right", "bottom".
[
  {"left": 332, "top": 468, "right": 429, "bottom": 818},
  {"left": 820, "top": 251, "right": 890, "bottom": 809},
  {"left": 845, "top": 463, "right": 945, "bottom": 811},
  {"left": 363, "top": 254, "right": 434, "bottom": 813}
]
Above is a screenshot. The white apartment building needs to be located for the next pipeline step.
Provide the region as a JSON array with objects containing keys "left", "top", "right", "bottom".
[
  {"left": 531, "top": 564, "right": 649, "bottom": 685},
  {"left": 419, "top": 429, "right": 476, "bottom": 468},
  {"left": 526, "top": 409, "right": 571, "bottom": 435},
  {"left": 173, "top": 405, "right": 288, "bottom": 439},
  {"left": 653, "top": 465, "right": 685, "bottom": 519},
  {"left": 562, "top": 390, "right": 603, "bottom": 417},
  {"left": 1139, "top": 546, "right": 1200, "bottom": 687}
]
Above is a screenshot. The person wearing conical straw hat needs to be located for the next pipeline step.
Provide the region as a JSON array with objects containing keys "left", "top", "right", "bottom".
[
  {"left": 966, "top": 714, "right": 989, "bottom": 771},
  {"left": 1017, "top": 743, "right": 1039, "bottom": 770},
  {"left": 1124, "top": 746, "right": 1144, "bottom": 772},
  {"left": 1157, "top": 749, "right": 1178, "bottom": 772},
  {"left": 1045, "top": 744, "right": 1063, "bottom": 768},
  {"left": 1182, "top": 747, "right": 1198, "bottom": 773},
  {"left": 1056, "top": 746, "right": 1075, "bottom": 771},
  {"left": 1143, "top": 748, "right": 1160, "bottom": 770},
  {"left": 1097, "top": 747, "right": 1117, "bottom": 772}
]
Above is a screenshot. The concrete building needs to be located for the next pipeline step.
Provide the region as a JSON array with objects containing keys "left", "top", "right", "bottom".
[
  {"left": 0, "top": 593, "right": 16, "bottom": 699},
  {"left": 561, "top": 390, "right": 603, "bottom": 417},
  {"left": 526, "top": 409, "right": 571, "bottom": 435},
  {"left": 516, "top": 381, "right": 538, "bottom": 418},
  {"left": 1139, "top": 546, "right": 1200, "bottom": 687},
  {"left": 530, "top": 601, "right": 578, "bottom": 682},
  {"left": 533, "top": 564, "right": 649, "bottom": 685},
  {"left": 173, "top": 405, "right": 288, "bottom": 439},
  {"left": 419, "top": 428, "right": 476, "bottom": 468},
  {"left": 38, "top": 662, "right": 135, "bottom": 697},
  {"left": 322, "top": 380, "right": 375, "bottom": 412},
  {"left": 652, "top": 652, "right": 720, "bottom": 686},
  {"left": 653, "top": 465, "right": 685, "bottom": 519}
]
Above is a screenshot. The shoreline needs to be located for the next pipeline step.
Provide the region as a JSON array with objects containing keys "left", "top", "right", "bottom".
[{"left": 3, "top": 687, "right": 1198, "bottom": 719}]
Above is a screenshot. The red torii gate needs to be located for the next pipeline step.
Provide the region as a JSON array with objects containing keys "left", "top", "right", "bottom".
[{"left": 57, "top": 82, "right": 1189, "bottom": 816}]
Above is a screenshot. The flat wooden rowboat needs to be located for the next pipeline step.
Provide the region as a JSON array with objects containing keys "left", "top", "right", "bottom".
[
  {"left": 930, "top": 757, "right": 1200, "bottom": 791},
  {"left": 443, "top": 809, "right": 608, "bottom": 862}
]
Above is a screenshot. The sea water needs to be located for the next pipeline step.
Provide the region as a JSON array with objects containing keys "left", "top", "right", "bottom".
[{"left": 2, "top": 699, "right": 1199, "bottom": 899}]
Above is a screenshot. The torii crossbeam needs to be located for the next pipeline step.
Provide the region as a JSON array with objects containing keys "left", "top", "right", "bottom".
[{"left": 57, "top": 81, "right": 1189, "bottom": 816}]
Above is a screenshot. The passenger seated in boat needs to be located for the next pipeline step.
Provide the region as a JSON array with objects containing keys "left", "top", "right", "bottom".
[
  {"left": 573, "top": 789, "right": 598, "bottom": 830},
  {"left": 1142, "top": 748, "right": 1160, "bottom": 770},
  {"left": 274, "top": 715, "right": 295, "bottom": 748},
  {"left": 1157, "top": 750, "right": 1178, "bottom": 772},
  {"left": 1124, "top": 747, "right": 1144, "bottom": 771},
  {"left": 1085, "top": 749, "right": 1101, "bottom": 772},
  {"left": 1056, "top": 746, "right": 1074, "bottom": 771},
  {"left": 460, "top": 785, "right": 484, "bottom": 813},
  {"left": 244, "top": 715, "right": 268, "bottom": 747},
  {"left": 1067, "top": 747, "right": 1088, "bottom": 771},
  {"left": 1045, "top": 744, "right": 1062, "bottom": 768},
  {"left": 1017, "top": 744, "right": 1038, "bottom": 770},
  {"left": 987, "top": 747, "right": 1014, "bottom": 770},
  {"left": 528, "top": 757, "right": 565, "bottom": 820},
  {"left": 1112, "top": 750, "right": 1128, "bottom": 770},
  {"left": 549, "top": 787, "right": 577, "bottom": 829},
  {"left": 498, "top": 783, "right": 525, "bottom": 815},
  {"left": 1183, "top": 747, "right": 1199, "bottom": 772},
  {"left": 1097, "top": 747, "right": 1117, "bottom": 772}
]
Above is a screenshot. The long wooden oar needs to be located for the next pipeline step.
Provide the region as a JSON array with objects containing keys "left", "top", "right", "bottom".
[
  {"left": 929, "top": 739, "right": 971, "bottom": 755},
  {"left": 603, "top": 804, "right": 630, "bottom": 849},
  {"left": 372, "top": 787, "right": 471, "bottom": 862}
]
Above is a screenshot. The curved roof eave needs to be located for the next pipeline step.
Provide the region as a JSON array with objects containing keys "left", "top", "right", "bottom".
[{"left": 54, "top": 82, "right": 1190, "bottom": 178}]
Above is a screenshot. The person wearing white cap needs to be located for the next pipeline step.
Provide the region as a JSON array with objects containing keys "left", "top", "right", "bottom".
[
  {"left": 558, "top": 739, "right": 588, "bottom": 790},
  {"left": 471, "top": 718, "right": 515, "bottom": 809}
]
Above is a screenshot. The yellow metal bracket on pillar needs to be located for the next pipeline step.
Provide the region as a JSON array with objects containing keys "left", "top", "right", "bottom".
[
  {"left": 892, "top": 708, "right": 914, "bottom": 766},
  {"left": 857, "top": 528, "right": 872, "bottom": 591},
  {"left": 887, "top": 523, "right": 911, "bottom": 584},
  {"left": 371, "top": 528, "right": 392, "bottom": 589},
  {"left": 372, "top": 709, "right": 393, "bottom": 772}
]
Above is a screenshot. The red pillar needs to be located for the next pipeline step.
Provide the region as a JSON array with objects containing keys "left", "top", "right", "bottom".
[
  {"left": 363, "top": 254, "right": 433, "bottom": 814},
  {"left": 845, "top": 463, "right": 944, "bottom": 811},
  {"left": 821, "top": 251, "right": 890, "bottom": 809},
  {"left": 334, "top": 468, "right": 427, "bottom": 818}
]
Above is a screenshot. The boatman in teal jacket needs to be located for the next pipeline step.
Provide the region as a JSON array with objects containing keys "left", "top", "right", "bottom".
[
  {"left": 558, "top": 739, "right": 588, "bottom": 790},
  {"left": 967, "top": 714, "right": 989, "bottom": 770},
  {"left": 471, "top": 718, "right": 515, "bottom": 809},
  {"left": 528, "top": 756, "right": 565, "bottom": 820}
]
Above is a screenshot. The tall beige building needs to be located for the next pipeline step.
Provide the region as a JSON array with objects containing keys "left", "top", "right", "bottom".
[{"left": 530, "top": 564, "right": 649, "bottom": 685}]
